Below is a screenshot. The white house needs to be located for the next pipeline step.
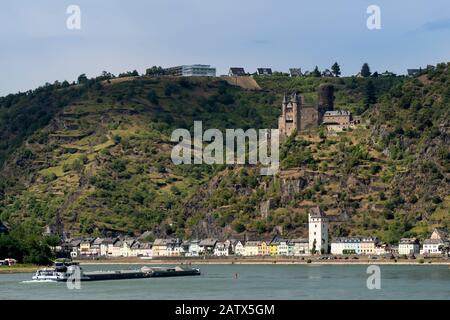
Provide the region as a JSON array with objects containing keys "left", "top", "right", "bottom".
[
  {"left": 120, "top": 239, "right": 135, "bottom": 257},
  {"left": 167, "top": 239, "right": 183, "bottom": 257},
  {"left": 110, "top": 240, "right": 123, "bottom": 257},
  {"left": 398, "top": 238, "right": 420, "bottom": 255},
  {"left": 374, "top": 243, "right": 390, "bottom": 256},
  {"left": 100, "top": 238, "right": 118, "bottom": 256},
  {"left": 234, "top": 240, "right": 245, "bottom": 256},
  {"left": 331, "top": 237, "right": 361, "bottom": 255},
  {"left": 422, "top": 228, "right": 448, "bottom": 255},
  {"left": 199, "top": 239, "right": 218, "bottom": 255},
  {"left": 291, "top": 238, "right": 309, "bottom": 256},
  {"left": 308, "top": 207, "right": 329, "bottom": 254},
  {"left": 91, "top": 238, "right": 104, "bottom": 256},
  {"left": 214, "top": 242, "right": 231, "bottom": 256},
  {"left": 187, "top": 240, "right": 201, "bottom": 257},
  {"left": 276, "top": 239, "right": 290, "bottom": 256},
  {"left": 422, "top": 239, "right": 444, "bottom": 255}
]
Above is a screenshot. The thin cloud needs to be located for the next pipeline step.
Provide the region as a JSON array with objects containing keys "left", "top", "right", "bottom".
[{"left": 422, "top": 18, "right": 450, "bottom": 32}]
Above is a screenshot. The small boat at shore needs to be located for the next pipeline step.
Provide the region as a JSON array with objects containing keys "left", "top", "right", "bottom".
[{"left": 32, "top": 259, "right": 200, "bottom": 282}]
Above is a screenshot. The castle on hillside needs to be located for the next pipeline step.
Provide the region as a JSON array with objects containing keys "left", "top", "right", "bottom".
[{"left": 278, "top": 84, "right": 334, "bottom": 139}]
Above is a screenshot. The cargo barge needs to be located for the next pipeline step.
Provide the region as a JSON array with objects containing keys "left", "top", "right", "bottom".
[{"left": 31, "top": 259, "right": 200, "bottom": 282}]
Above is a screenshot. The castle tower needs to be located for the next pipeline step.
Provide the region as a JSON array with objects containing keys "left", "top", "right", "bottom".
[
  {"left": 308, "top": 207, "right": 329, "bottom": 254},
  {"left": 278, "top": 92, "right": 302, "bottom": 139},
  {"left": 317, "top": 84, "right": 334, "bottom": 120}
]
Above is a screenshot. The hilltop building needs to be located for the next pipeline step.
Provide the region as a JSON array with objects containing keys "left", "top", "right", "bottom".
[
  {"left": 278, "top": 84, "right": 334, "bottom": 139},
  {"left": 321, "top": 69, "right": 333, "bottom": 77},
  {"left": 322, "top": 110, "right": 361, "bottom": 132},
  {"left": 164, "top": 64, "right": 216, "bottom": 77},
  {"left": 289, "top": 68, "right": 302, "bottom": 77},
  {"left": 407, "top": 68, "right": 421, "bottom": 76},
  {"left": 228, "top": 67, "right": 246, "bottom": 76},
  {"left": 308, "top": 207, "right": 329, "bottom": 254},
  {"left": 256, "top": 68, "right": 272, "bottom": 76}
]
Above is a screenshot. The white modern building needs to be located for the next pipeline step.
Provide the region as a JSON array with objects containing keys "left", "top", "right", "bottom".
[
  {"left": 308, "top": 207, "right": 329, "bottom": 254},
  {"left": 165, "top": 64, "right": 216, "bottom": 77}
]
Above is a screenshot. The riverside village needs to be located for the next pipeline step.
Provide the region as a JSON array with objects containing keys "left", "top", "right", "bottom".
[
  {"left": 2, "top": 207, "right": 446, "bottom": 265},
  {"left": 0, "top": 64, "right": 448, "bottom": 266}
]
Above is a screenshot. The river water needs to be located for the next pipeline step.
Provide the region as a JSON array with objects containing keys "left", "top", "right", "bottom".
[{"left": 0, "top": 264, "right": 448, "bottom": 299}]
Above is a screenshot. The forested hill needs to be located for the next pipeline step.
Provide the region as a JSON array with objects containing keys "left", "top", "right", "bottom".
[{"left": 0, "top": 63, "right": 448, "bottom": 243}]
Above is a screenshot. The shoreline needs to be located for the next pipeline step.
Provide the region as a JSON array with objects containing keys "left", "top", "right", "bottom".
[
  {"left": 2, "top": 258, "right": 448, "bottom": 274},
  {"left": 79, "top": 259, "right": 450, "bottom": 266}
]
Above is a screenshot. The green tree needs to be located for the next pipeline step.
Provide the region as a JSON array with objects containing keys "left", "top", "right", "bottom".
[
  {"left": 361, "top": 63, "right": 371, "bottom": 77},
  {"left": 364, "top": 80, "right": 377, "bottom": 106},
  {"left": 233, "top": 222, "right": 246, "bottom": 233},
  {"left": 146, "top": 66, "right": 165, "bottom": 76},
  {"left": 331, "top": 62, "right": 341, "bottom": 77},
  {"left": 77, "top": 74, "right": 88, "bottom": 84},
  {"left": 146, "top": 90, "right": 159, "bottom": 104},
  {"left": 312, "top": 66, "right": 321, "bottom": 77},
  {"left": 311, "top": 239, "right": 317, "bottom": 255}
]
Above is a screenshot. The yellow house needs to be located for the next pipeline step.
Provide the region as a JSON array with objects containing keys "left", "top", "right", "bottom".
[
  {"left": 79, "top": 240, "right": 94, "bottom": 256},
  {"left": 258, "top": 241, "right": 270, "bottom": 256},
  {"left": 269, "top": 242, "right": 279, "bottom": 256}
]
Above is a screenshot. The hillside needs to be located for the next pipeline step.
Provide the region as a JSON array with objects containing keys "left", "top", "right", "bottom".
[{"left": 0, "top": 64, "right": 448, "bottom": 243}]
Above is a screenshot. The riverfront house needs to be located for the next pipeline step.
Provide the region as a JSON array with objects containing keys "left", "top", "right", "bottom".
[
  {"left": 398, "top": 238, "right": 420, "bottom": 255},
  {"left": 421, "top": 229, "right": 449, "bottom": 255}
]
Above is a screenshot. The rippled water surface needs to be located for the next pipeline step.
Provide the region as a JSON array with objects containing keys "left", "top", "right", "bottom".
[{"left": 0, "top": 264, "right": 449, "bottom": 299}]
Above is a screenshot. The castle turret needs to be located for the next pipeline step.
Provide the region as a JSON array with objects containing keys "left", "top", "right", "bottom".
[
  {"left": 318, "top": 84, "right": 334, "bottom": 113},
  {"left": 278, "top": 92, "right": 302, "bottom": 140},
  {"left": 290, "top": 92, "right": 300, "bottom": 103}
]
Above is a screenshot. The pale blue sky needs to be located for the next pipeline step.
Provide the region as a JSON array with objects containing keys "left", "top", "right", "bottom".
[{"left": 1, "top": 0, "right": 449, "bottom": 96}]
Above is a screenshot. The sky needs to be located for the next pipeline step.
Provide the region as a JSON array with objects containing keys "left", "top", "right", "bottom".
[{"left": 0, "top": 0, "right": 449, "bottom": 96}]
